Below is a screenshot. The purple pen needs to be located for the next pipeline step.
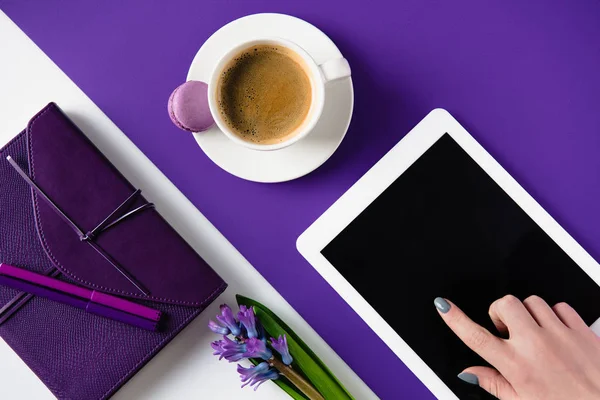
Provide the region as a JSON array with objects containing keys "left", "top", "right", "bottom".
[{"left": 0, "top": 263, "right": 162, "bottom": 331}]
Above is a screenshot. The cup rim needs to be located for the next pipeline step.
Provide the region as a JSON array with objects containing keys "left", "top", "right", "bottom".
[{"left": 207, "top": 37, "right": 325, "bottom": 151}]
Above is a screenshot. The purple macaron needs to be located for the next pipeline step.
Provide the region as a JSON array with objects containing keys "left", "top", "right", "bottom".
[{"left": 168, "top": 80, "right": 214, "bottom": 132}]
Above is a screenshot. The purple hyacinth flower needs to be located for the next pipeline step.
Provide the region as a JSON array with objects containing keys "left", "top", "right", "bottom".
[
  {"left": 238, "top": 305, "right": 258, "bottom": 338},
  {"left": 211, "top": 336, "right": 247, "bottom": 362},
  {"left": 216, "top": 304, "right": 241, "bottom": 336},
  {"left": 208, "top": 320, "right": 230, "bottom": 335},
  {"left": 237, "top": 362, "right": 279, "bottom": 391},
  {"left": 238, "top": 361, "right": 269, "bottom": 382},
  {"left": 256, "top": 319, "right": 267, "bottom": 343},
  {"left": 211, "top": 340, "right": 229, "bottom": 359},
  {"left": 271, "top": 335, "right": 293, "bottom": 366},
  {"left": 243, "top": 337, "right": 273, "bottom": 360}
]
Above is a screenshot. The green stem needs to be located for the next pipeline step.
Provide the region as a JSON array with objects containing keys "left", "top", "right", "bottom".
[{"left": 270, "top": 357, "right": 324, "bottom": 400}]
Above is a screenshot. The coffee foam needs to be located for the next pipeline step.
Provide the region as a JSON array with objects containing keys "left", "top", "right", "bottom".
[{"left": 216, "top": 45, "right": 312, "bottom": 145}]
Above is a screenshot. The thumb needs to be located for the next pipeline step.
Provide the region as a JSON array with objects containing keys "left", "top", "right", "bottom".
[{"left": 458, "top": 366, "right": 517, "bottom": 400}]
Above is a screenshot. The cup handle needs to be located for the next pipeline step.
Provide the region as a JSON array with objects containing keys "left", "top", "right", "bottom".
[{"left": 319, "top": 58, "right": 351, "bottom": 83}]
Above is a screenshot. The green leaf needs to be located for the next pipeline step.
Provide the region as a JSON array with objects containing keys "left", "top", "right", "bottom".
[
  {"left": 249, "top": 358, "right": 308, "bottom": 400},
  {"left": 237, "top": 294, "right": 354, "bottom": 400}
]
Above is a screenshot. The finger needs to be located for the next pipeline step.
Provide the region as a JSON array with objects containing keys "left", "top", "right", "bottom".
[
  {"left": 459, "top": 366, "right": 518, "bottom": 400},
  {"left": 552, "top": 302, "right": 589, "bottom": 332},
  {"left": 489, "top": 295, "right": 538, "bottom": 337},
  {"left": 523, "top": 295, "right": 562, "bottom": 328},
  {"left": 435, "top": 298, "right": 506, "bottom": 366},
  {"left": 488, "top": 307, "right": 509, "bottom": 337}
]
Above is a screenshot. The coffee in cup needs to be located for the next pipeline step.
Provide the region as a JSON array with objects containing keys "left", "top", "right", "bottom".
[
  {"left": 216, "top": 45, "right": 313, "bottom": 145},
  {"left": 204, "top": 38, "right": 351, "bottom": 151}
]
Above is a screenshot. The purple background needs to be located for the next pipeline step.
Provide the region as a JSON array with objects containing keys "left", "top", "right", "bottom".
[{"left": 2, "top": 1, "right": 600, "bottom": 398}]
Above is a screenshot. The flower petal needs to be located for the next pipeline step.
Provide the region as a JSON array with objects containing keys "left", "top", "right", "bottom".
[
  {"left": 212, "top": 336, "right": 247, "bottom": 362},
  {"left": 243, "top": 337, "right": 272, "bottom": 360},
  {"left": 237, "top": 362, "right": 278, "bottom": 391},
  {"left": 237, "top": 362, "right": 269, "bottom": 385},
  {"left": 216, "top": 304, "right": 241, "bottom": 336},
  {"left": 238, "top": 305, "right": 258, "bottom": 339},
  {"left": 208, "top": 320, "right": 230, "bottom": 335},
  {"left": 270, "top": 335, "right": 293, "bottom": 366}
]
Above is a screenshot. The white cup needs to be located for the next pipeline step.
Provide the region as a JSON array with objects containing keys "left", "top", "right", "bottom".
[{"left": 207, "top": 37, "right": 351, "bottom": 151}]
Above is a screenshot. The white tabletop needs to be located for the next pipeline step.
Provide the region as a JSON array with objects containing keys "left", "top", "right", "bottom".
[{"left": 0, "top": 12, "right": 377, "bottom": 400}]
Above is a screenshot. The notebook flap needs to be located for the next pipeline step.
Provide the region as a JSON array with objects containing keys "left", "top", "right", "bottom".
[{"left": 22, "top": 103, "right": 225, "bottom": 306}]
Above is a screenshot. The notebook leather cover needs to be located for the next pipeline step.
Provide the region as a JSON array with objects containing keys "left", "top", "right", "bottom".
[{"left": 0, "top": 103, "right": 227, "bottom": 399}]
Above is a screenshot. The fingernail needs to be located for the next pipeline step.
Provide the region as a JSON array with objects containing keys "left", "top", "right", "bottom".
[
  {"left": 457, "top": 372, "right": 479, "bottom": 385},
  {"left": 434, "top": 297, "right": 451, "bottom": 313}
]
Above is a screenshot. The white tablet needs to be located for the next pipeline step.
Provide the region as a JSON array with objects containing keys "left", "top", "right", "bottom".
[{"left": 297, "top": 109, "right": 600, "bottom": 399}]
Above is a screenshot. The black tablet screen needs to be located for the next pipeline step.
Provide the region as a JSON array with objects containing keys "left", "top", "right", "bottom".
[{"left": 321, "top": 134, "right": 600, "bottom": 399}]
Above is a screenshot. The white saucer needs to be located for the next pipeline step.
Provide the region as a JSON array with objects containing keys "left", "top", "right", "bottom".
[{"left": 187, "top": 13, "right": 354, "bottom": 183}]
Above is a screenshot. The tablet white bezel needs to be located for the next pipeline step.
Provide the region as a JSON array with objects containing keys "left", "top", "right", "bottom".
[{"left": 297, "top": 108, "right": 600, "bottom": 399}]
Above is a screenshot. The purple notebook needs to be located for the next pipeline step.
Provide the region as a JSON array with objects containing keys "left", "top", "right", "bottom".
[{"left": 0, "top": 103, "right": 227, "bottom": 399}]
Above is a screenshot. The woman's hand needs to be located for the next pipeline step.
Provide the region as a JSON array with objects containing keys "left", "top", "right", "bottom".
[{"left": 434, "top": 295, "right": 600, "bottom": 400}]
